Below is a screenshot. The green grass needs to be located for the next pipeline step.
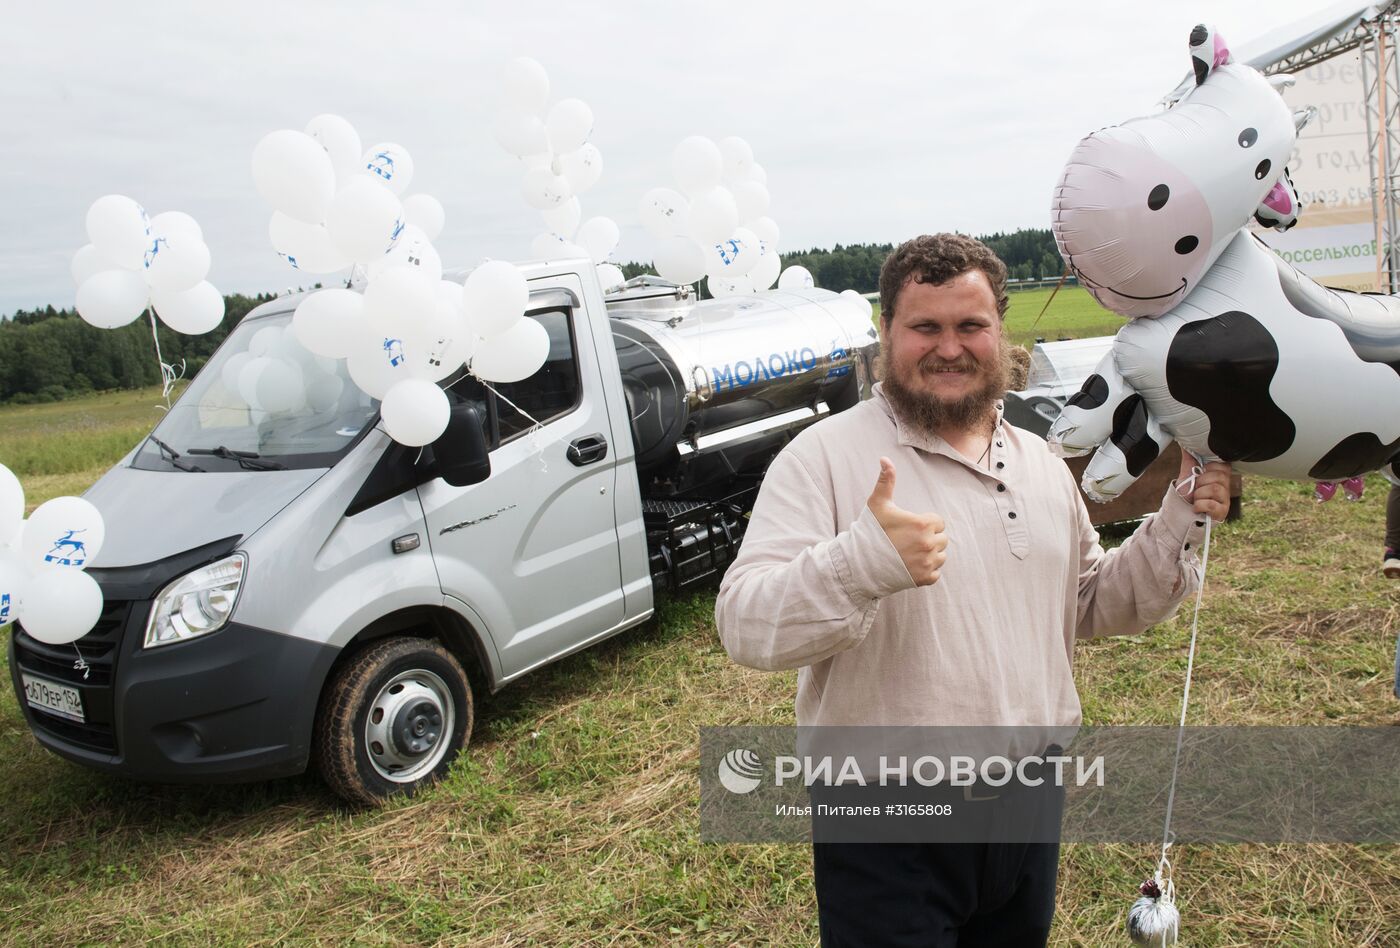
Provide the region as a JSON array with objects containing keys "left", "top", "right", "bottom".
[
  {"left": 0, "top": 384, "right": 185, "bottom": 513},
  {"left": 1, "top": 343, "right": 1399, "bottom": 944}
]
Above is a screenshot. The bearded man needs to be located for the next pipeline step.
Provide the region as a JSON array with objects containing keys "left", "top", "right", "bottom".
[{"left": 714, "top": 233, "right": 1232, "bottom": 947}]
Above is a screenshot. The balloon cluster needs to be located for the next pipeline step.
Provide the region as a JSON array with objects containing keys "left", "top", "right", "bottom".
[
  {"left": 491, "top": 57, "right": 624, "bottom": 292},
  {"left": 253, "top": 114, "right": 445, "bottom": 277},
  {"left": 73, "top": 197, "right": 224, "bottom": 335},
  {"left": 641, "top": 136, "right": 804, "bottom": 298},
  {"left": 252, "top": 116, "right": 543, "bottom": 447},
  {"left": 0, "top": 464, "right": 107, "bottom": 647}
]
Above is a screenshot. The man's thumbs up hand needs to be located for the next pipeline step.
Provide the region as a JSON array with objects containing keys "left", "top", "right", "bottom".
[{"left": 866, "top": 457, "right": 948, "bottom": 587}]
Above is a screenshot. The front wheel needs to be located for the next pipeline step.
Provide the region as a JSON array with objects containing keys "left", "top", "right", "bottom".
[{"left": 314, "top": 637, "right": 473, "bottom": 807}]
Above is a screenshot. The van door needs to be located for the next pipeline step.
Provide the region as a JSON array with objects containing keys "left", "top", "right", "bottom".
[{"left": 417, "top": 280, "right": 625, "bottom": 681}]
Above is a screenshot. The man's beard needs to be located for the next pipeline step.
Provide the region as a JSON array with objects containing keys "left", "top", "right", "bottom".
[{"left": 878, "top": 337, "right": 1014, "bottom": 438}]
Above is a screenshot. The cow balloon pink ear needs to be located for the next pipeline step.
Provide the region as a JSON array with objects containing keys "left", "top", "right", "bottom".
[
  {"left": 1255, "top": 169, "right": 1301, "bottom": 231},
  {"left": 1189, "top": 24, "right": 1232, "bottom": 86}
]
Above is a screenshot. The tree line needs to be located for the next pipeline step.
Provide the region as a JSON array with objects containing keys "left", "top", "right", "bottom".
[{"left": 1, "top": 228, "right": 1061, "bottom": 404}]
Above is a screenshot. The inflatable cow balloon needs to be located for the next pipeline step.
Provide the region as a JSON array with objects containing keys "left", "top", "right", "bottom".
[{"left": 1048, "top": 25, "right": 1400, "bottom": 503}]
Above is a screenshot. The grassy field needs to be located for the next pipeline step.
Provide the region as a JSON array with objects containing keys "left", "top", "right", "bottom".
[{"left": 2, "top": 300, "right": 1399, "bottom": 944}]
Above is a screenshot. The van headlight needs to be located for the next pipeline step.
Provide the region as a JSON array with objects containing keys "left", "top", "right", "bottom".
[{"left": 144, "top": 554, "right": 247, "bottom": 648}]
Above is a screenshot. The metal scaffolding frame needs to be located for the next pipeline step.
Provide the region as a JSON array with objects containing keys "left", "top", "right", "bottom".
[{"left": 1260, "top": 2, "right": 1400, "bottom": 291}]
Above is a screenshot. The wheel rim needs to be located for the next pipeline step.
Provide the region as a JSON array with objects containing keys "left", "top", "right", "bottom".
[{"left": 364, "top": 669, "right": 456, "bottom": 783}]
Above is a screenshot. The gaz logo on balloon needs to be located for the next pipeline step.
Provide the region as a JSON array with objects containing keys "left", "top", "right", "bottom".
[{"left": 44, "top": 529, "right": 90, "bottom": 567}]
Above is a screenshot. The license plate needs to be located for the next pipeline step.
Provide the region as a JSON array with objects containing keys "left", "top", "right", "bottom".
[{"left": 20, "top": 673, "right": 85, "bottom": 723}]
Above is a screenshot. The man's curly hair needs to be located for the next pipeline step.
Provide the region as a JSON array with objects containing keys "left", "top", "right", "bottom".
[{"left": 878, "top": 233, "right": 1010, "bottom": 328}]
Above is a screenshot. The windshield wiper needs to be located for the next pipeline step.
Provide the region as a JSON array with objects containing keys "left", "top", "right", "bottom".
[
  {"left": 146, "top": 435, "right": 205, "bottom": 472},
  {"left": 186, "top": 446, "right": 286, "bottom": 471}
]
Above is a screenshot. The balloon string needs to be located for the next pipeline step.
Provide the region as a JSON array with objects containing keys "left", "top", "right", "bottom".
[
  {"left": 1158, "top": 467, "right": 1213, "bottom": 881},
  {"left": 478, "top": 379, "right": 553, "bottom": 473},
  {"left": 148, "top": 309, "right": 185, "bottom": 411},
  {"left": 1029, "top": 266, "right": 1072, "bottom": 337},
  {"left": 72, "top": 644, "right": 90, "bottom": 680}
]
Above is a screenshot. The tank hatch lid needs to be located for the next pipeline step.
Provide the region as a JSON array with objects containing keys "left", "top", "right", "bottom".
[{"left": 604, "top": 274, "right": 698, "bottom": 321}]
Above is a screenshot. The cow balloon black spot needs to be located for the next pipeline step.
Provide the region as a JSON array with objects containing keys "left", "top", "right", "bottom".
[
  {"left": 1309, "top": 433, "right": 1400, "bottom": 480},
  {"left": 1165, "top": 311, "right": 1295, "bottom": 462}
]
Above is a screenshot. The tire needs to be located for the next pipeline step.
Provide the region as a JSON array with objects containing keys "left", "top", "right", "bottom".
[{"left": 313, "top": 636, "right": 473, "bottom": 807}]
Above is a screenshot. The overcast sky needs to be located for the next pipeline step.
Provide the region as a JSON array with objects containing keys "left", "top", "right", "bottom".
[{"left": 2, "top": 0, "right": 1339, "bottom": 316}]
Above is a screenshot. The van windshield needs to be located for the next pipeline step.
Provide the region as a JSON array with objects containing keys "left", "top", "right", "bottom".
[{"left": 132, "top": 309, "right": 379, "bottom": 473}]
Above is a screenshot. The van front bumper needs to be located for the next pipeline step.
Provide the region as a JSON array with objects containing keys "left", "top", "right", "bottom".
[{"left": 7, "top": 540, "right": 341, "bottom": 783}]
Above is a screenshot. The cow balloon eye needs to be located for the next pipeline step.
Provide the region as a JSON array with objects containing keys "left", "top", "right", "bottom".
[
  {"left": 1255, "top": 159, "right": 1272, "bottom": 180},
  {"left": 1238, "top": 127, "right": 1258, "bottom": 148},
  {"left": 1148, "top": 184, "right": 1170, "bottom": 210},
  {"left": 1174, "top": 235, "right": 1199, "bottom": 254}
]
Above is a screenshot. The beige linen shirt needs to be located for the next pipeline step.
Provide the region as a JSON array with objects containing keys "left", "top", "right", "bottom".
[{"left": 714, "top": 382, "right": 1206, "bottom": 728}]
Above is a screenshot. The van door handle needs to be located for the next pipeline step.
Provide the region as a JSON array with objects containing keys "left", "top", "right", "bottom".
[{"left": 567, "top": 433, "right": 609, "bottom": 466}]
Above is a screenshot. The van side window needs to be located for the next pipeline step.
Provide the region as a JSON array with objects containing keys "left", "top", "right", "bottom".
[{"left": 447, "top": 308, "right": 581, "bottom": 449}]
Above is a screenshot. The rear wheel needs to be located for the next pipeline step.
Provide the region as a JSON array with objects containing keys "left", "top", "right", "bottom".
[{"left": 314, "top": 637, "right": 473, "bottom": 807}]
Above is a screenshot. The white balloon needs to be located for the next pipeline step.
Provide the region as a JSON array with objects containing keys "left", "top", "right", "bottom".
[
  {"left": 248, "top": 324, "right": 284, "bottom": 358},
  {"left": 220, "top": 351, "right": 253, "bottom": 395},
  {"left": 709, "top": 227, "right": 759, "bottom": 278},
  {"left": 380, "top": 378, "right": 450, "bottom": 446},
  {"left": 748, "top": 162, "right": 768, "bottom": 186},
  {"left": 653, "top": 236, "right": 708, "bottom": 285},
  {"left": 596, "top": 263, "right": 626, "bottom": 291},
  {"left": 493, "top": 112, "right": 550, "bottom": 158},
  {"left": 253, "top": 358, "right": 306, "bottom": 413},
  {"left": 417, "top": 307, "right": 477, "bottom": 382},
  {"left": 639, "top": 187, "right": 689, "bottom": 239},
  {"left": 144, "top": 235, "right": 210, "bottom": 293},
  {"left": 366, "top": 224, "right": 442, "bottom": 285},
  {"left": 347, "top": 332, "right": 419, "bottom": 399},
  {"left": 76, "top": 269, "right": 149, "bottom": 329},
  {"left": 306, "top": 373, "right": 346, "bottom": 412},
  {"left": 688, "top": 187, "right": 739, "bottom": 245},
  {"left": 672, "top": 136, "right": 723, "bottom": 195},
  {"left": 778, "top": 265, "right": 815, "bottom": 290},
  {"left": 540, "top": 196, "right": 582, "bottom": 239},
  {"left": 325, "top": 178, "right": 404, "bottom": 263},
  {"left": 546, "top": 98, "right": 594, "bottom": 154},
  {"left": 558, "top": 143, "right": 603, "bottom": 194},
  {"left": 531, "top": 232, "right": 588, "bottom": 260},
  {"left": 709, "top": 274, "right": 754, "bottom": 298},
  {"left": 269, "top": 212, "right": 351, "bottom": 274},
  {"left": 251, "top": 130, "right": 337, "bottom": 224},
  {"left": 364, "top": 266, "right": 439, "bottom": 339},
  {"left": 85, "top": 195, "right": 150, "bottom": 270},
  {"left": 472, "top": 317, "right": 549, "bottom": 383},
  {"left": 305, "top": 114, "right": 362, "bottom": 181},
  {"left": 402, "top": 194, "right": 445, "bottom": 241},
  {"left": 750, "top": 216, "right": 780, "bottom": 247},
  {"left": 71, "top": 244, "right": 117, "bottom": 287},
  {"left": 149, "top": 211, "right": 203, "bottom": 243},
  {"left": 749, "top": 245, "right": 781, "bottom": 290},
  {"left": 499, "top": 57, "right": 550, "bottom": 115},
  {"left": 462, "top": 260, "right": 528, "bottom": 337},
  {"left": 575, "top": 216, "right": 620, "bottom": 263},
  {"left": 152, "top": 281, "right": 225, "bottom": 335},
  {"left": 521, "top": 167, "right": 572, "bottom": 210},
  {"left": 840, "top": 288, "right": 875, "bottom": 321},
  {"left": 22, "top": 496, "right": 105, "bottom": 569},
  {"left": 0, "top": 548, "right": 29, "bottom": 628},
  {"left": 361, "top": 142, "right": 415, "bottom": 195},
  {"left": 293, "top": 289, "right": 367, "bottom": 359},
  {"left": 731, "top": 180, "right": 771, "bottom": 223},
  {"left": 20, "top": 568, "right": 103, "bottom": 645},
  {"left": 718, "top": 136, "right": 754, "bottom": 182},
  {"left": 0, "top": 463, "right": 22, "bottom": 548}
]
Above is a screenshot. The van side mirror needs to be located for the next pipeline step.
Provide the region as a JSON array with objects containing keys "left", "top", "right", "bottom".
[{"left": 434, "top": 401, "right": 491, "bottom": 487}]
